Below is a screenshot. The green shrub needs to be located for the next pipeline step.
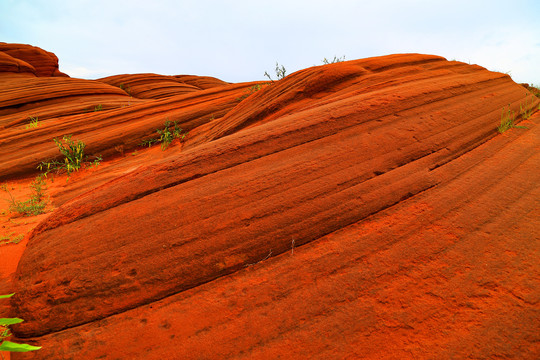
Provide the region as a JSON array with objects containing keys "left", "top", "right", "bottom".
[
  {"left": 0, "top": 293, "right": 41, "bottom": 353},
  {"left": 38, "top": 135, "right": 101, "bottom": 176},
  {"left": 141, "top": 120, "right": 186, "bottom": 150}
]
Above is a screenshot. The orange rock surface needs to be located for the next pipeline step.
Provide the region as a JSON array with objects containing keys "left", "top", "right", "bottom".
[
  {"left": 0, "top": 44, "right": 538, "bottom": 359},
  {"left": 0, "top": 43, "right": 68, "bottom": 77}
]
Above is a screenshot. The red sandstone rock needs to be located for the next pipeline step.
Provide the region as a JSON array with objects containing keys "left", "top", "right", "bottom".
[
  {"left": 0, "top": 47, "right": 538, "bottom": 359},
  {"left": 99, "top": 73, "right": 204, "bottom": 99},
  {"left": 0, "top": 43, "right": 68, "bottom": 77},
  {"left": 98, "top": 74, "right": 229, "bottom": 99},
  {"left": 0, "top": 74, "right": 255, "bottom": 180},
  {"left": 0, "top": 52, "right": 36, "bottom": 75},
  {"left": 173, "top": 75, "right": 229, "bottom": 89}
]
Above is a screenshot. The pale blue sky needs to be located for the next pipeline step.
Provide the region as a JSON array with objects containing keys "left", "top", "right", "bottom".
[{"left": 1, "top": 0, "right": 539, "bottom": 85}]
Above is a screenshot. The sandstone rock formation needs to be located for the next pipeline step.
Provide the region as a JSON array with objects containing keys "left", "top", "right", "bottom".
[
  {"left": 1, "top": 44, "right": 538, "bottom": 359},
  {"left": 98, "top": 73, "right": 229, "bottom": 99},
  {"left": 0, "top": 43, "right": 68, "bottom": 77}
]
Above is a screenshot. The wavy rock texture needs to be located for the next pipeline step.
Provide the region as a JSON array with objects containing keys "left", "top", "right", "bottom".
[
  {"left": 1, "top": 46, "right": 538, "bottom": 359},
  {"left": 98, "top": 73, "right": 229, "bottom": 99},
  {"left": 0, "top": 47, "right": 256, "bottom": 180},
  {"left": 0, "top": 42, "right": 68, "bottom": 77}
]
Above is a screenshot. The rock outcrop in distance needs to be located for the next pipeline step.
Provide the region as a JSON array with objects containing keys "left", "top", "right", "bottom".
[{"left": 1, "top": 44, "right": 539, "bottom": 359}]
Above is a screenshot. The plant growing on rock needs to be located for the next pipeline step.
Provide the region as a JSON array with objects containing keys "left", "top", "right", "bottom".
[
  {"left": 3, "top": 175, "right": 47, "bottom": 216},
  {"left": 141, "top": 120, "right": 186, "bottom": 150},
  {"left": 38, "top": 135, "right": 102, "bottom": 176},
  {"left": 497, "top": 105, "right": 527, "bottom": 133},
  {"left": 119, "top": 83, "right": 132, "bottom": 96},
  {"left": 264, "top": 62, "right": 287, "bottom": 82},
  {"left": 519, "top": 94, "right": 536, "bottom": 120},
  {"left": 24, "top": 116, "right": 39, "bottom": 129},
  {"left": 237, "top": 84, "right": 263, "bottom": 101},
  {"left": 0, "top": 293, "right": 41, "bottom": 355},
  {"left": 322, "top": 55, "right": 346, "bottom": 64}
]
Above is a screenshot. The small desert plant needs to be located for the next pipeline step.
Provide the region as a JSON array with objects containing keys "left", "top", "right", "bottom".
[
  {"left": 38, "top": 135, "right": 101, "bottom": 176},
  {"left": 0, "top": 233, "right": 23, "bottom": 245},
  {"left": 498, "top": 105, "right": 516, "bottom": 133},
  {"left": 24, "top": 116, "right": 39, "bottom": 129},
  {"left": 3, "top": 175, "right": 47, "bottom": 216},
  {"left": 322, "top": 55, "right": 346, "bottom": 64},
  {"left": 141, "top": 120, "right": 186, "bottom": 150},
  {"left": 264, "top": 62, "right": 287, "bottom": 82},
  {"left": 237, "top": 84, "right": 263, "bottom": 101},
  {"left": 519, "top": 94, "right": 536, "bottom": 120},
  {"left": 0, "top": 293, "right": 41, "bottom": 355},
  {"left": 94, "top": 104, "right": 103, "bottom": 112},
  {"left": 498, "top": 105, "right": 527, "bottom": 133},
  {"left": 119, "top": 83, "right": 132, "bottom": 96}
]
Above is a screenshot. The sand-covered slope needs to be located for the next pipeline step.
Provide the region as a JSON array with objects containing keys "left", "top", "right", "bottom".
[{"left": 1, "top": 45, "right": 538, "bottom": 359}]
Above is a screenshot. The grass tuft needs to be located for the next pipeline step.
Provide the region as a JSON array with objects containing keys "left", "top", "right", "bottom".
[
  {"left": 498, "top": 105, "right": 528, "bottom": 133},
  {"left": 237, "top": 84, "right": 263, "bottom": 101},
  {"left": 24, "top": 116, "right": 39, "bottom": 129},
  {"left": 141, "top": 120, "right": 186, "bottom": 150},
  {"left": 2, "top": 175, "right": 47, "bottom": 217},
  {"left": 38, "top": 135, "right": 102, "bottom": 176},
  {"left": 519, "top": 93, "right": 536, "bottom": 120},
  {"left": 322, "top": 55, "right": 346, "bottom": 64}
]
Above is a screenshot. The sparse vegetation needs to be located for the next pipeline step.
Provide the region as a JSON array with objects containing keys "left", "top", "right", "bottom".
[
  {"left": 24, "top": 116, "right": 39, "bottom": 129},
  {"left": 94, "top": 104, "right": 103, "bottom": 112},
  {"left": 322, "top": 55, "right": 346, "bottom": 64},
  {"left": 264, "top": 62, "right": 287, "bottom": 82},
  {"left": 0, "top": 233, "right": 23, "bottom": 245},
  {"left": 519, "top": 93, "right": 536, "bottom": 120},
  {"left": 3, "top": 175, "right": 47, "bottom": 216},
  {"left": 237, "top": 84, "right": 263, "bottom": 101},
  {"left": 119, "top": 83, "right": 132, "bottom": 96},
  {"left": 2, "top": 136, "right": 100, "bottom": 218},
  {"left": 0, "top": 293, "right": 41, "bottom": 354},
  {"left": 38, "top": 135, "right": 102, "bottom": 176},
  {"left": 498, "top": 105, "right": 527, "bottom": 133},
  {"left": 141, "top": 120, "right": 186, "bottom": 150}
]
